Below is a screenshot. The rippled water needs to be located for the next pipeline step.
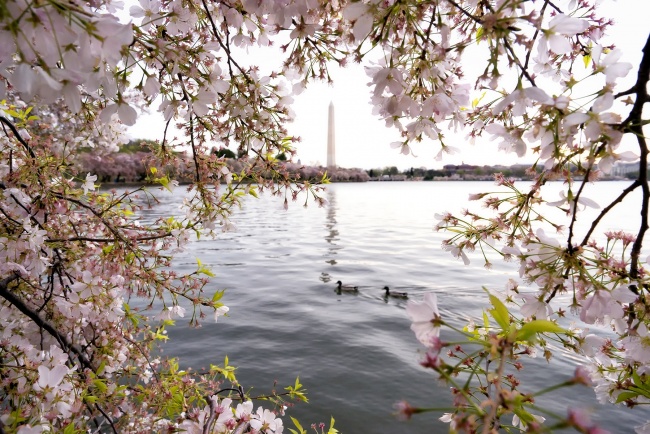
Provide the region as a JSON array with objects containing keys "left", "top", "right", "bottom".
[{"left": 130, "top": 180, "right": 647, "bottom": 433}]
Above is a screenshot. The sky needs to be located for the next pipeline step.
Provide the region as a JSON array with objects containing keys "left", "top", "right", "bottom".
[{"left": 128, "top": 1, "right": 649, "bottom": 171}]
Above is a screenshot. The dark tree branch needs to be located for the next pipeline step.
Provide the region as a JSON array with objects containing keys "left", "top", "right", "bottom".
[
  {"left": 623, "top": 32, "right": 650, "bottom": 281},
  {"left": 0, "top": 273, "right": 93, "bottom": 371},
  {"left": 445, "top": 0, "right": 482, "bottom": 23},
  {"left": 200, "top": 0, "right": 245, "bottom": 79},
  {"left": 189, "top": 112, "right": 201, "bottom": 184},
  {"left": 94, "top": 403, "right": 118, "bottom": 434},
  {"left": 0, "top": 116, "right": 36, "bottom": 159},
  {"left": 580, "top": 180, "right": 641, "bottom": 246},
  {"left": 203, "top": 386, "right": 245, "bottom": 434},
  {"left": 567, "top": 166, "right": 593, "bottom": 252},
  {"left": 630, "top": 133, "right": 649, "bottom": 281},
  {"left": 621, "top": 33, "right": 650, "bottom": 129}
]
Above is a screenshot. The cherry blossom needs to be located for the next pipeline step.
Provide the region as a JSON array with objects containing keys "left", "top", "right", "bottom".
[
  {"left": 82, "top": 173, "right": 98, "bottom": 195},
  {"left": 406, "top": 293, "right": 441, "bottom": 347}
]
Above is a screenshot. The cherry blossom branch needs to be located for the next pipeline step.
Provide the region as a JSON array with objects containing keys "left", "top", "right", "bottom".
[
  {"left": 204, "top": 386, "right": 246, "bottom": 434},
  {"left": 93, "top": 403, "right": 118, "bottom": 434},
  {"left": 544, "top": 1, "right": 563, "bottom": 14},
  {"left": 630, "top": 134, "right": 649, "bottom": 283},
  {"left": 566, "top": 165, "right": 594, "bottom": 251},
  {"left": 522, "top": 1, "right": 551, "bottom": 74},
  {"left": 0, "top": 274, "right": 93, "bottom": 371},
  {"left": 580, "top": 180, "right": 641, "bottom": 246},
  {"left": 189, "top": 113, "right": 201, "bottom": 184},
  {"left": 623, "top": 33, "right": 650, "bottom": 281},
  {"left": 45, "top": 232, "right": 173, "bottom": 243},
  {"left": 445, "top": 0, "right": 482, "bottom": 24},
  {"left": 621, "top": 32, "right": 650, "bottom": 129},
  {"left": 0, "top": 116, "right": 36, "bottom": 159},
  {"left": 199, "top": 0, "right": 245, "bottom": 78},
  {"left": 482, "top": 344, "right": 509, "bottom": 434},
  {"left": 501, "top": 38, "right": 537, "bottom": 87}
]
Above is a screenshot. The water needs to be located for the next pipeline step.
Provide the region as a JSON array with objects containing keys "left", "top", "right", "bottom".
[{"left": 131, "top": 180, "right": 648, "bottom": 433}]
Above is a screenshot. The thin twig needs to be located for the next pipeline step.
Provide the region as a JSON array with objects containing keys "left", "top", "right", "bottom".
[
  {"left": 567, "top": 166, "right": 593, "bottom": 251},
  {"left": 580, "top": 180, "right": 640, "bottom": 246},
  {"left": 0, "top": 116, "right": 36, "bottom": 159}
]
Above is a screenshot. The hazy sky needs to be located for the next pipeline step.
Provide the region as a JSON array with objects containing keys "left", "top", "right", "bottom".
[{"left": 128, "top": 1, "right": 649, "bottom": 170}]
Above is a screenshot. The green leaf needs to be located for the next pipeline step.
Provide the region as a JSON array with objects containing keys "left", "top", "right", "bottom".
[
  {"left": 285, "top": 376, "right": 308, "bottom": 402},
  {"left": 476, "top": 26, "right": 484, "bottom": 44},
  {"left": 290, "top": 417, "right": 306, "bottom": 434},
  {"left": 488, "top": 293, "right": 510, "bottom": 331},
  {"left": 327, "top": 417, "right": 339, "bottom": 434},
  {"left": 92, "top": 379, "right": 108, "bottom": 394},
  {"left": 472, "top": 91, "right": 486, "bottom": 108},
  {"left": 517, "top": 320, "right": 566, "bottom": 342},
  {"left": 513, "top": 408, "right": 534, "bottom": 425},
  {"left": 97, "top": 360, "right": 107, "bottom": 376},
  {"left": 212, "top": 290, "right": 224, "bottom": 302},
  {"left": 197, "top": 258, "right": 215, "bottom": 277},
  {"left": 63, "top": 422, "right": 76, "bottom": 434},
  {"left": 615, "top": 390, "right": 640, "bottom": 403},
  {"left": 211, "top": 356, "right": 237, "bottom": 382}
]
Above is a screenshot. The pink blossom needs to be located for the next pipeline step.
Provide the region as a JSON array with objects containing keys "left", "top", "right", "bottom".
[
  {"left": 342, "top": 3, "right": 373, "bottom": 42},
  {"left": 390, "top": 141, "right": 410, "bottom": 155},
  {"left": 540, "top": 14, "right": 589, "bottom": 55},
  {"left": 82, "top": 173, "right": 97, "bottom": 195},
  {"left": 214, "top": 306, "right": 230, "bottom": 322},
  {"left": 520, "top": 293, "right": 552, "bottom": 319},
  {"left": 406, "top": 293, "right": 441, "bottom": 347},
  {"left": 394, "top": 400, "right": 416, "bottom": 421},
  {"left": 484, "top": 124, "right": 526, "bottom": 157},
  {"left": 572, "top": 365, "right": 592, "bottom": 386},
  {"left": 591, "top": 46, "right": 633, "bottom": 84},
  {"left": 34, "top": 365, "right": 69, "bottom": 392}
]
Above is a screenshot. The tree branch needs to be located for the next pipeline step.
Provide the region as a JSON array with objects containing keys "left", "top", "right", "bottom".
[
  {"left": 580, "top": 180, "right": 641, "bottom": 246},
  {"left": 623, "top": 32, "right": 650, "bottom": 281},
  {"left": 0, "top": 273, "right": 93, "bottom": 371},
  {"left": 0, "top": 116, "right": 36, "bottom": 159}
]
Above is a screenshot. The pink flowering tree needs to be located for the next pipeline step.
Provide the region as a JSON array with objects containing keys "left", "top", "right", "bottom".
[
  {"left": 1, "top": 0, "right": 649, "bottom": 433},
  {"left": 359, "top": 1, "right": 649, "bottom": 433}
]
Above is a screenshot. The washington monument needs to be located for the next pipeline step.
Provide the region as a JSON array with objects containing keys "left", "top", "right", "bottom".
[{"left": 327, "top": 101, "right": 336, "bottom": 168}]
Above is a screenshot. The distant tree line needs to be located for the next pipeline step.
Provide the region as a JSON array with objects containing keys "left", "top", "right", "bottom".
[
  {"left": 367, "top": 164, "right": 536, "bottom": 180},
  {"left": 74, "top": 140, "right": 369, "bottom": 183}
]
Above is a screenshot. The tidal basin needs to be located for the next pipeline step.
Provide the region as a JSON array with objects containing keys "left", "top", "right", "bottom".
[{"left": 132, "top": 181, "right": 648, "bottom": 433}]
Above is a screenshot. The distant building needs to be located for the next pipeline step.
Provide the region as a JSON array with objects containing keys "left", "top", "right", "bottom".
[
  {"left": 442, "top": 163, "right": 479, "bottom": 173},
  {"left": 611, "top": 161, "right": 643, "bottom": 177}
]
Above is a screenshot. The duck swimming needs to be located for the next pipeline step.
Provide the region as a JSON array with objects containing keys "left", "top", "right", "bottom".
[
  {"left": 383, "top": 286, "right": 408, "bottom": 299},
  {"left": 336, "top": 281, "right": 358, "bottom": 293}
]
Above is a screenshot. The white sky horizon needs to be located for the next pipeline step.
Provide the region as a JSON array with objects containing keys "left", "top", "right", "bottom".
[{"left": 128, "top": 1, "right": 649, "bottom": 171}]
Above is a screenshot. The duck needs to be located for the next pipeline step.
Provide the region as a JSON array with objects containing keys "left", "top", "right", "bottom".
[
  {"left": 383, "top": 286, "right": 408, "bottom": 299},
  {"left": 336, "top": 280, "right": 358, "bottom": 293}
]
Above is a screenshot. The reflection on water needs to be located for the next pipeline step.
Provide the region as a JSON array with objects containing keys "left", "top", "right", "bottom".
[
  {"left": 122, "top": 181, "right": 648, "bottom": 433},
  {"left": 323, "top": 187, "right": 339, "bottom": 269}
]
